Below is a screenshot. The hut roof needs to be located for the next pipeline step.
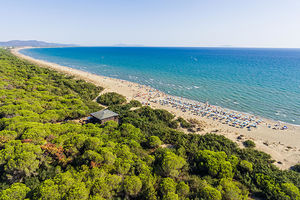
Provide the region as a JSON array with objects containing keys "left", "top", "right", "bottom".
[{"left": 90, "top": 109, "right": 119, "bottom": 120}]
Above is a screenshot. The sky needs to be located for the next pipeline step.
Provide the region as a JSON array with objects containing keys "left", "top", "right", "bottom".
[{"left": 1, "top": 0, "right": 300, "bottom": 48}]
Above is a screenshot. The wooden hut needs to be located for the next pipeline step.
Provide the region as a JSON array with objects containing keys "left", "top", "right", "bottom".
[{"left": 89, "top": 109, "right": 119, "bottom": 124}]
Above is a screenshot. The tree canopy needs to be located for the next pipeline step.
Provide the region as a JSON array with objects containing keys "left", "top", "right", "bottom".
[{"left": 96, "top": 92, "right": 126, "bottom": 106}]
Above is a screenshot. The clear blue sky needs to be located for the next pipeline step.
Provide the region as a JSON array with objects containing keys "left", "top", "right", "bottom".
[{"left": 1, "top": 0, "right": 300, "bottom": 47}]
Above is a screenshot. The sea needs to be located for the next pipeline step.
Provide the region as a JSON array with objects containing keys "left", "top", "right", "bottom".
[{"left": 20, "top": 47, "right": 300, "bottom": 125}]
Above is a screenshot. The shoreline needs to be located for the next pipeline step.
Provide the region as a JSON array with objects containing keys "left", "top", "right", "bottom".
[
  {"left": 12, "top": 47, "right": 300, "bottom": 169},
  {"left": 18, "top": 47, "right": 300, "bottom": 128}
]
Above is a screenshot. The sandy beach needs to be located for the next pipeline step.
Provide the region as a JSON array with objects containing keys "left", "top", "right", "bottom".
[{"left": 12, "top": 47, "right": 300, "bottom": 170}]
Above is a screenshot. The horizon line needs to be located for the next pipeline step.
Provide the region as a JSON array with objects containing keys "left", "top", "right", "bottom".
[{"left": 45, "top": 45, "right": 300, "bottom": 49}]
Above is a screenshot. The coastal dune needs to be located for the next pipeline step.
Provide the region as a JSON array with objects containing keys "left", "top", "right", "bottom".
[{"left": 12, "top": 47, "right": 300, "bottom": 170}]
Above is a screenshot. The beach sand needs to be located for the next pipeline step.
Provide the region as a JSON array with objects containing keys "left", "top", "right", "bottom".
[{"left": 12, "top": 47, "right": 300, "bottom": 170}]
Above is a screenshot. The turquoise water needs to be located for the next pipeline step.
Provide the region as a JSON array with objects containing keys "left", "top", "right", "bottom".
[{"left": 21, "top": 47, "right": 300, "bottom": 125}]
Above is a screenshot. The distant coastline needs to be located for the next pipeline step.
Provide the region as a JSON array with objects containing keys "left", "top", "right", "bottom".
[{"left": 0, "top": 40, "right": 78, "bottom": 47}]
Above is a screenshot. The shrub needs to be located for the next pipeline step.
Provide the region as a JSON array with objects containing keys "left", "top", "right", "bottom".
[
  {"left": 176, "top": 181, "right": 190, "bottom": 197},
  {"left": 148, "top": 136, "right": 162, "bottom": 148},
  {"left": 0, "top": 183, "right": 30, "bottom": 200},
  {"left": 243, "top": 140, "right": 256, "bottom": 148},
  {"left": 196, "top": 150, "right": 234, "bottom": 179},
  {"left": 291, "top": 164, "right": 300, "bottom": 173},
  {"left": 96, "top": 92, "right": 126, "bottom": 106},
  {"left": 281, "top": 182, "right": 300, "bottom": 200},
  {"left": 219, "top": 179, "right": 249, "bottom": 200},
  {"left": 239, "top": 160, "right": 253, "bottom": 172},
  {"left": 123, "top": 176, "right": 142, "bottom": 196},
  {"left": 160, "top": 177, "right": 177, "bottom": 196},
  {"left": 177, "top": 117, "right": 193, "bottom": 128},
  {"left": 129, "top": 100, "right": 142, "bottom": 107},
  {"left": 161, "top": 151, "right": 187, "bottom": 177},
  {"left": 200, "top": 185, "right": 222, "bottom": 200},
  {"left": 168, "top": 120, "right": 179, "bottom": 129}
]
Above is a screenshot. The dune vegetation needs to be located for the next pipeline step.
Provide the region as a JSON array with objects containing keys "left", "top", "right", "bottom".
[{"left": 0, "top": 49, "right": 299, "bottom": 200}]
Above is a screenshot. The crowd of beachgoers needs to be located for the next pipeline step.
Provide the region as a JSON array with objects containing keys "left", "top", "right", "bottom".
[
  {"left": 134, "top": 86, "right": 289, "bottom": 131},
  {"left": 157, "top": 97, "right": 263, "bottom": 130}
]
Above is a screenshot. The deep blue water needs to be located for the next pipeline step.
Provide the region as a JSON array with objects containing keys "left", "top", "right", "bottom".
[{"left": 21, "top": 47, "right": 300, "bottom": 125}]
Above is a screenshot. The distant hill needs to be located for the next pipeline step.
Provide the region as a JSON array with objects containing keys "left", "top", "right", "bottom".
[{"left": 0, "top": 40, "right": 77, "bottom": 47}]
